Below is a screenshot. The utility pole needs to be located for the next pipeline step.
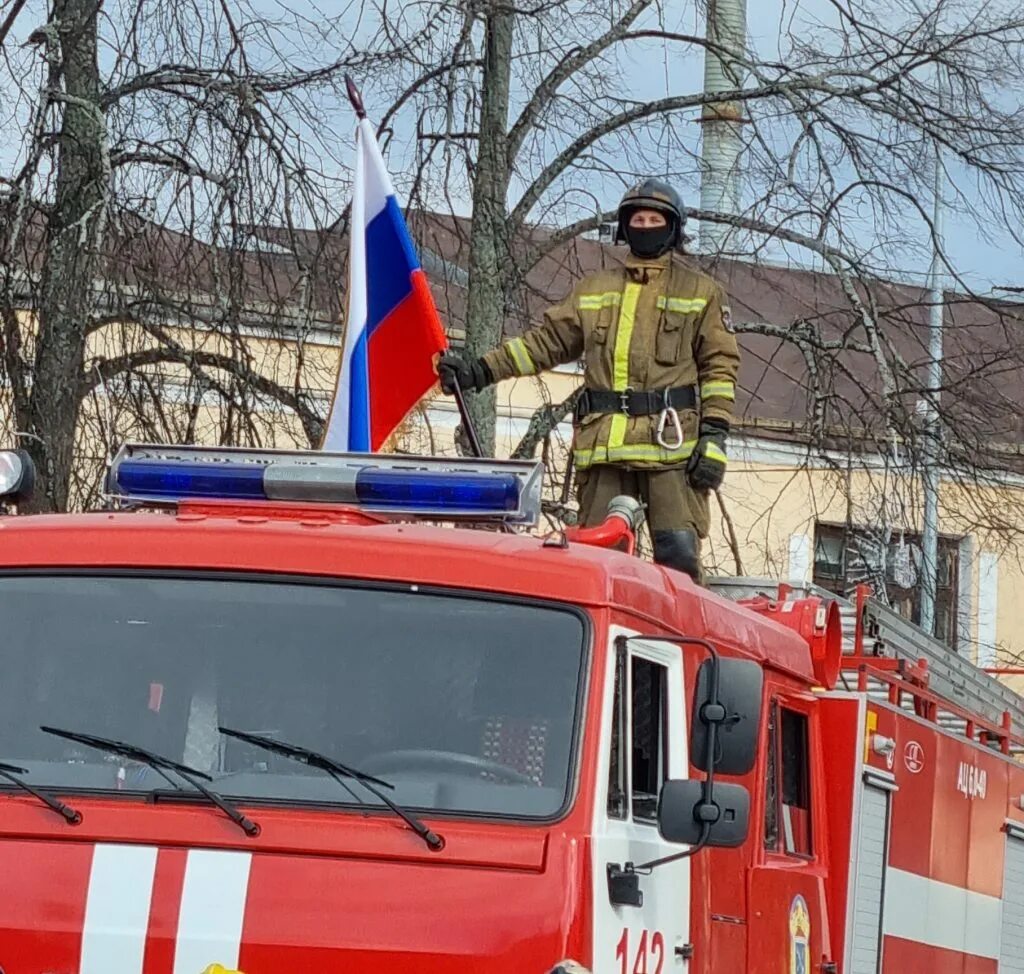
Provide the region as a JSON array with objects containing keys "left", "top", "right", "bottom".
[
  {"left": 919, "top": 136, "right": 944, "bottom": 637},
  {"left": 699, "top": 0, "right": 747, "bottom": 253}
]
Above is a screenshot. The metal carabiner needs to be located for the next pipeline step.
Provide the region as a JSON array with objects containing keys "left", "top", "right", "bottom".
[{"left": 656, "top": 407, "right": 684, "bottom": 450}]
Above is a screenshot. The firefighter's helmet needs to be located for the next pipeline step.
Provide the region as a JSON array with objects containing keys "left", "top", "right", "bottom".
[{"left": 615, "top": 177, "right": 686, "bottom": 247}]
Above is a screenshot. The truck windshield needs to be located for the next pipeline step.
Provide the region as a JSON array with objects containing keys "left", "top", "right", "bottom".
[{"left": 0, "top": 574, "right": 586, "bottom": 820}]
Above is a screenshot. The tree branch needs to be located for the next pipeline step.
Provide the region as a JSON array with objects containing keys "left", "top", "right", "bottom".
[
  {"left": 510, "top": 387, "right": 581, "bottom": 460},
  {"left": 377, "top": 58, "right": 482, "bottom": 138},
  {"left": 86, "top": 346, "right": 324, "bottom": 444},
  {"left": 0, "top": 0, "right": 29, "bottom": 48},
  {"left": 510, "top": 80, "right": 830, "bottom": 229},
  {"left": 101, "top": 55, "right": 356, "bottom": 108},
  {"left": 518, "top": 209, "right": 616, "bottom": 271},
  {"left": 109, "top": 148, "right": 225, "bottom": 183},
  {"left": 507, "top": 0, "right": 651, "bottom": 158},
  {"left": 715, "top": 488, "right": 744, "bottom": 576}
]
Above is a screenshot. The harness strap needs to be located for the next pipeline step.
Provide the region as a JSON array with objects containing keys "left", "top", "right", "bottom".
[{"left": 576, "top": 386, "right": 696, "bottom": 418}]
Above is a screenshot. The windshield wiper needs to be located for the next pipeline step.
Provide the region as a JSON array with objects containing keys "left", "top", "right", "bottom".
[
  {"left": 218, "top": 726, "right": 443, "bottom": 851},
  {"left": 39, "top": 726, "right": 259, "bottom": 837},
  {"left": 0, "top": 761, "right": 81, "bottom": 825}
]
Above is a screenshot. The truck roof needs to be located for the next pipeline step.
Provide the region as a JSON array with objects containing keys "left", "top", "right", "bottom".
[{"left": 0, "top": 507, "right": 815, "bottom": 682}]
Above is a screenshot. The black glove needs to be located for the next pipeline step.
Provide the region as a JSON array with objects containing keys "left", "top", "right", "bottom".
[
  {"left": 687, "top": 418, "right": 728, "bottom": 491},
  {"left": 437, "top": 352, "right": 493, "bottom": 395}
]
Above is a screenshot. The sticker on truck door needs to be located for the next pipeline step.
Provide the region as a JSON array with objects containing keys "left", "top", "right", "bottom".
[{"left": 789, "top": 895, "right": 810, "bottom": 974}]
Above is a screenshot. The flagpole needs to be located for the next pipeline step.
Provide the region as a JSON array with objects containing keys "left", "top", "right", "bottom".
[
  {"left": 451, "top": 382, "right": 484, "bottom": 457},
  {"left": 343, "top": 75, "right": 485, "bottom": 459}
]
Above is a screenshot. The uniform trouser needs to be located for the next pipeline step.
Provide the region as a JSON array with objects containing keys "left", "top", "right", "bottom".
[{"left": 576, "top": 464, "right": 710, "bottom": 582}]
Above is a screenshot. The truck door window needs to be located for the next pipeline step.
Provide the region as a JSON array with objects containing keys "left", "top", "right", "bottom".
[
  {"left": 763, "top": 701, "right": 779, "bottom": 850},
  {"left": 631, "top": 656, "right": 668, "bottom": 822},
  {"left": 764, "top": 701, "right": 813, "bottom": 857},
  {"left": 780, "top": 708, "right": 812, "bottom": 856},
  {"left": 607, "top": 649, "right": 627, "bottom": 819}
]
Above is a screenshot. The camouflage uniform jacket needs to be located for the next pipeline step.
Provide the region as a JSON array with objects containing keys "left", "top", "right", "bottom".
[{"left": 482, "top": 252, "right": 740, "bottom": 470}]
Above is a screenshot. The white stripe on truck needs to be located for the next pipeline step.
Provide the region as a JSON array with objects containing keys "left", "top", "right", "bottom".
[
  {"left": 80, "top": 844, "right": 158, "bottom": 974},
  {"left": 172, "top": 849, "right": 252, "bottom": 974},
  {"left": 884, "top": 867, "right": 1002, "bottom": 959}
]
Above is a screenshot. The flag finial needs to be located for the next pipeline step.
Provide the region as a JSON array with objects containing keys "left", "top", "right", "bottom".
[{"left": 344, "top": 75, "right": 367, "bottom": 120}]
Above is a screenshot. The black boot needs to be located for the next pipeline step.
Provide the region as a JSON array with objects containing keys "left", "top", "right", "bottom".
[{"left": 652, "top": 529, "right": 702, "bottom": 583}]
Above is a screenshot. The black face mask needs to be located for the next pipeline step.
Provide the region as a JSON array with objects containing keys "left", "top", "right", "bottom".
[{"left": 624, "top": 223, "right": 676, "bottom": 259}]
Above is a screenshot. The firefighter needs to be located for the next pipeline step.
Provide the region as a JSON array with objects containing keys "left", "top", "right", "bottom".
[{"left": 438, "top": 178, "right": 740, "bottom": 583}]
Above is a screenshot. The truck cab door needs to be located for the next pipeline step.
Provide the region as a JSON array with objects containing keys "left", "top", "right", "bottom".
[
  {"left": 748, "top": 694, "right": 830, "bottom": 973},
  {"left": 591, "top": 629, "right": 690, "bottom": 974}
]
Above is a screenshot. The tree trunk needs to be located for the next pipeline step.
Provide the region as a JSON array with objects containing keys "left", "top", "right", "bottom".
[
  {"left": 23, "top": 0, "right": 107, "bottom": 511},
  {"left": 463, "top": 3, "right": 513, "bottom": 457}
]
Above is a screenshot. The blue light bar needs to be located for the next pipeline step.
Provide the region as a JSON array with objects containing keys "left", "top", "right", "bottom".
[
  {"left": 116, "top": 459, "right": 266, "bottom": 500},
  {"left": 107, "top": 444, "right": 544, "bottom": 525},
  {"left": 354, "top": 468, "right": 519, "bottom": 513}
]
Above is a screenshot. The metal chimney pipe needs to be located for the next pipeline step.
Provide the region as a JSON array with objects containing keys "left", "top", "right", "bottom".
[
  {"left": 919, "top": 87, "right": 946, "bottom": 638},
  {"left": 699, "top": 0, "right": 747, "bottom": 253}
]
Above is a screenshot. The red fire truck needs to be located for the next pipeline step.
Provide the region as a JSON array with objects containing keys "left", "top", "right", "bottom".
[{"left": 0, "top": 443, "right": 1022, "bottom": 974}]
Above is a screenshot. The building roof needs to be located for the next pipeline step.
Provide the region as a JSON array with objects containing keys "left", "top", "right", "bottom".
[
  {"left": 0, "top": 198, "right": 343, "bottom": 328},
  {"left": 6, "top": 197, "right": 1023, "bottom": 454},
  {"left": 398, "top": 213, "right": 1024, "bottom": 456}
]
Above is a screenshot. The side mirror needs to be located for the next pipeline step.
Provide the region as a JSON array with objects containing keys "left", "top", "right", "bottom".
[
  {"left": 690, "top": 657, "right": 763, "bottom": 776},
  {"left": 658, "top": 778, "right": 750, "bottom": 848}
]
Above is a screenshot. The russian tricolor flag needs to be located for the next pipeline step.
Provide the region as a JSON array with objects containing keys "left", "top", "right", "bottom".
[{"left": 322, "top": 116, "right": 447, "bottom": 452}]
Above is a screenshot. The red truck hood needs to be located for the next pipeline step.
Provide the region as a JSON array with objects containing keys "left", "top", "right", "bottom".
[{"left": 0, "top": 799, "right": 582, "bottom": 974}]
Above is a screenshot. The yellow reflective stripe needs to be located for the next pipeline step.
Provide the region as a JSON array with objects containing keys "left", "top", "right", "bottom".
[
  {"left": 607, "top": 283, "right": 643, "bottom": 454},
  {"left": 611, "top": 285, "right": 640, "bottom": 392},
  {"left": 700, "top": 380, "right": 735, "bottom": 401},
  {"left": 577, "top": 292, "right": 622, "bottom": 311},
  {"left": 704, "top": 443, "right": 727, "bottom": 464},
  {"left": 573, "top": 438, "right": 725, "bottom": 466},
  {"left": 657, "top": 296, "right": 708, "bottom": 314},
  {"left": 505, "top": 337, "right": 537, "bottom": 376},
  {"left": 574, "top": 439, "right": 699, "bottom": 469}
]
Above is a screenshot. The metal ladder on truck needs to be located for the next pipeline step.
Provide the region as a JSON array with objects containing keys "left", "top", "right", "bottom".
[{"left": 708, "top": 576, "right": 1024, "bottom": 756}]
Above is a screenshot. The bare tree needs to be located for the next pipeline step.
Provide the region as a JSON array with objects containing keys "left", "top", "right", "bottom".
[
  {"left": 325, "top": 0, "right": 1024, "bottom": 654},
  {"left": 5, "top": 0, "right": 1024, "bottom": 648},
  {"left": 361, "top": 1, "right": 1024, "bottom": 535},
  {"left": 0, "top": 0, "right": 428, "bottom": 510}
]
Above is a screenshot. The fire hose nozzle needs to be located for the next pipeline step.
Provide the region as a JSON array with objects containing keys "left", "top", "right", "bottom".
[{"left": 606, "top": 494, "right": 645, "bottom": 532}]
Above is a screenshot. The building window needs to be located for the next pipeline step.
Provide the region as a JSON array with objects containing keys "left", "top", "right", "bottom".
[{"left": 812, "top": 522, "right": 960, "bottom": 650}]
